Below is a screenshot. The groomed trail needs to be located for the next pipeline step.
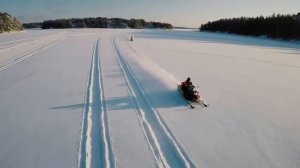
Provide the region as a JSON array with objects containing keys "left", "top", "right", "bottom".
[
  {"left": 77, "top": 35, "right": 195, "bottom": 168},
  {"left": 112, "top": 36, "right": 194, "bottom": 168},
  {"left": 78, "top": 40, "right": 115, "bottom": 168}
]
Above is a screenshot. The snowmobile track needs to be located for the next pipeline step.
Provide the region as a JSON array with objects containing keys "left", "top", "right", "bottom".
[
  {"left": 0, "top": 37, "right": 38, "bottom": 50},
  {"left": 112, "top": 36, "right": 195, "bottom": 168},
  {"left": 77, "top": 40, "right": 115, "bottom": 168},
  {"left": 0, "top": 37, "right": 63, "bottom": 73}
]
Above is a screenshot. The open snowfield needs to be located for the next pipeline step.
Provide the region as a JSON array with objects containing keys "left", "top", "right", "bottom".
[{"left": 0, "top": 28, "right": 300, "bottom": 168}]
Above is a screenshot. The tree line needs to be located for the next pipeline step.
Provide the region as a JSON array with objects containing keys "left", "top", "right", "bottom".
[
  {"left": 37, "top": 17, "right": 172, "bottom": 29},
  {"left": 200, "top": 13, "right": 300, "bottom": 40},
  {"left": 0, "top": 12, "right": 23, "bottom": 33}
]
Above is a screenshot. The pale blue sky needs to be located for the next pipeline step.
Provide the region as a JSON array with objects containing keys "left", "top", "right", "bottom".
[{"left": 1, "top": 0, "right": 299, "bottom": 27}]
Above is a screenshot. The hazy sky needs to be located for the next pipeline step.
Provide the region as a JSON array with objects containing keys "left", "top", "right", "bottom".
[{"left": 1, "top": 0, "right": 299, "bottom": 27}]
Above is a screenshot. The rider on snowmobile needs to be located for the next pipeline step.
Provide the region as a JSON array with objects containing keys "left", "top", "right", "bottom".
[{"left": 181, "top": 77, "right": 199, "bottom": 101}]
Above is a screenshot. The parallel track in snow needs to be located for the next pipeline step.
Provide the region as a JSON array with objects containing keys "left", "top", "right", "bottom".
[
  {"left": 0, "top": 36, "right": 64, "bottom": 73},
  {"left": 0, "top": 32, "right": 65, "bottom": 52},
  {"left": 78, "top": 40, "right": 115, "bottom": 168},
  {"left": 0, "top": 37, "right": 38, "bottom": 50},
  {"left": 112, "top": 36, "right": 195, "bottom": 168}
]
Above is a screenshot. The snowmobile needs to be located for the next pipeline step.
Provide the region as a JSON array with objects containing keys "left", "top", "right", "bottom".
[{"left": 178, "top": 84, "right": 209, "bottom": 108}]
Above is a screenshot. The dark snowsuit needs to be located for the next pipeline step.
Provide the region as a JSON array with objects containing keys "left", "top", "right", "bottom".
[{"left": 181, "top": 78, "right": 198, "bottom": 101}]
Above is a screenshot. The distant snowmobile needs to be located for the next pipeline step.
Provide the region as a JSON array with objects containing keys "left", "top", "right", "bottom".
[{"left": 178, "top": 77, "right": 209, "bottom": 108}]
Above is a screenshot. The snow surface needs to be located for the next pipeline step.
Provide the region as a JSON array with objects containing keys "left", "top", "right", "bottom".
[{"left": 0, "top": 29, "right": 300, "bottom": 168}]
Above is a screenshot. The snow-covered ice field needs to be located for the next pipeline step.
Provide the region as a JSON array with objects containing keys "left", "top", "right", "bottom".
[{"left": 0, "top": 29, "right": 299, "bottom": 168}]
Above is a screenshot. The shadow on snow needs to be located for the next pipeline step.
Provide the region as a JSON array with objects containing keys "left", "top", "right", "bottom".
[{"left": 49, "top": 88, "right": 187, "bottom": 111}]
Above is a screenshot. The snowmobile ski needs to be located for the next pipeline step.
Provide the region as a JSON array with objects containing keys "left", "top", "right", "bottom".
[
  {"left": 178, "top": 84, "right": 209, "bottom": 108},
  {"left": 186, "top": 101, "right": 195, "bottom": 109}
]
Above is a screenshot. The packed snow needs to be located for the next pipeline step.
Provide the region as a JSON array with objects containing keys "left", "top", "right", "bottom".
[{"left": 0, "top": 28, "right": 299, "bottom": 168}]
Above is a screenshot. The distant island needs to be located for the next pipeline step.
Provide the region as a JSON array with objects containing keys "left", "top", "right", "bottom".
[
  {"left": 0, "top": 12, "right": 23, "bottom": 33},
  {"left": 23, "top": 17, "right": 173, "bottom": 29},
  {"left": 200, "top": 13, "right": 300, "bottom": 40}
]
